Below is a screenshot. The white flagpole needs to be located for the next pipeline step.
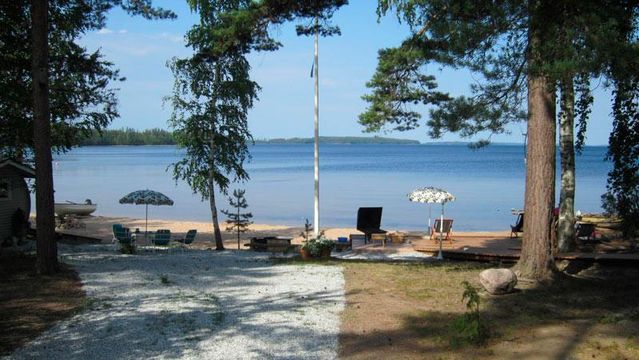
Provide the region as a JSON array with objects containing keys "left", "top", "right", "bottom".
[
  {"left": 437, "top": 203, "right": 444, "bottom": 260},
  {"left": 313, "top": 16, "right": 320, "bottom": 238}
]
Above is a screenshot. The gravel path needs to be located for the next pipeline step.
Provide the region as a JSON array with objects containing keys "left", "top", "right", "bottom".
[{"left": 6, "top": 246, "right": 344, "bottom": 360}]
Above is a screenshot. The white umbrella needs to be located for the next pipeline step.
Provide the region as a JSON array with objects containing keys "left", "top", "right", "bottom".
[{"left": 408, "top": 187, "right": 456, "bottom": 260}]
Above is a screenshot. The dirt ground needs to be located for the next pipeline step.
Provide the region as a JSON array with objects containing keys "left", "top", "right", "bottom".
[
  {"left": 0, "top": 254, "right": 86, "bottom": 356},
  {"left": 338, "top": 261, "right": 639, "bottom": 360},
  {"left": 3, "top": 249, "right": 638, "bottom": 359}
]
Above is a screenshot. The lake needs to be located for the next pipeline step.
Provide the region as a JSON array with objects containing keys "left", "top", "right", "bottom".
[{"left": 47, "top": 144, "right": 611, "bottom": 231}]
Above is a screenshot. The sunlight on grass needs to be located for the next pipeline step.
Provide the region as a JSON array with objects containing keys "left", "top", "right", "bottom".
[{"left": 340, "top": 260, "right": 639, "bottom": 360}]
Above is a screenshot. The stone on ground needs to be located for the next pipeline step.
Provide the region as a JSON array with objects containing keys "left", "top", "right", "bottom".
[{"left": 479, "top": 268, "right": 517, "bottom": 295}]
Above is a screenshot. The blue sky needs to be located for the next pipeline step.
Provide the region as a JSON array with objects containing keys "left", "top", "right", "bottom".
[{"left": 80, "top": 0, "right": 613, "bottom": 145}]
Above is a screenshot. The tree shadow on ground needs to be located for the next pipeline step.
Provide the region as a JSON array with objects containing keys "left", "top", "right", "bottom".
[
  {"left": 9, "top": 249, "right": 344, "bottom": 359},
  {"left": 339, "top": 260, "right": 639, "bottom": 360}
]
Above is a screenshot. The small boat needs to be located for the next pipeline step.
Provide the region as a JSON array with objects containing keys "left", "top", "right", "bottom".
[{"left": 54, "top": 200, "right": 97, "bottom": 217}]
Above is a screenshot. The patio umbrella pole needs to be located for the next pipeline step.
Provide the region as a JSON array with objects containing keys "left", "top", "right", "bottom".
[
  {"left": 119, "top": 190, "right": 174, "bottom": 243},
  {"left": 437, "top": 204, "right": 444, "bottom": 260},
  {"left": 428, "top": 204, "right": 432, "bottom": 236},
  {"left": 145, "top": 203, "right": 148, "bottom": 241},
  {"left": 407, "top": 186, "right": 455, "bottom": 261}
]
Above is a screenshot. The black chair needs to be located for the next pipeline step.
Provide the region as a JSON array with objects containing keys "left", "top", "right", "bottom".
[
  {"left": 575, "top": 222, "right": 596, "bottom": 242},
  {"left": 510, "top": 213, "right": 524, "bottom": 238},
  {"left": 356, "top": 207, "right": 387, "bottom": 244}
]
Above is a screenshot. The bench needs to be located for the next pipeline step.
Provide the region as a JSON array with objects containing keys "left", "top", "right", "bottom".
[{"left": 245, "top": 236, "right": 293, "bottom": 252}]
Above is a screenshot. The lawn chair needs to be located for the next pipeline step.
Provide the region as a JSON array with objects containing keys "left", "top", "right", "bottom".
[
  {"left": 152, "top": 229, "right": 171, "bottom": 246},
  {"left": 175, "top": 229, "right": 197, "bottom": 250},
  {"left": 510, "top": 213, "right": 524, "bottom": 238},
  {"left": 112, "top": 224, "right": 131, "bottom": 244},
  {"left": 430, "top": 219, "right": 454, "bottom": 244},
  {"left": 112, "top": 224, "right": 134, "bottom": 253},
  {"left": 575, "top": 222, "right": 597, "bottom": 242},
  {"left": 356, "top": 207, "right": 387, "bottom": 244}
]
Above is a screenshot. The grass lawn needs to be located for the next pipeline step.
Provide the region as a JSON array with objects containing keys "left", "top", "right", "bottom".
[
  {"left": 0, "top": 254, "right": 86, "bottom": 356},
  {"left": 338, "top": 260, "right": 639, "bottom": 360}
]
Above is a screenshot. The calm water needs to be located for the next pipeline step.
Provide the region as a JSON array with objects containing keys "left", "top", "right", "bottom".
[{"left": 46, "top": 144, "right": 611, "bottom": 231}]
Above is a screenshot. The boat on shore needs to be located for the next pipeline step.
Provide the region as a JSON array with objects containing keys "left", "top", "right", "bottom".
[{"left": 54, "top": 200, "right": 97, "bottom": 217}]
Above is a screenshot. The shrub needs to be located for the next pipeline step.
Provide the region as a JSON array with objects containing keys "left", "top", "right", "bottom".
[
  {"left": 450, "top": 281, "right": 489, "bottom": 347},
  {"left": 301, "top": 236, "right": 334, "bottom": 258},
  {"left": 120, "top": 243, "right": 136, "bottom": 254}
]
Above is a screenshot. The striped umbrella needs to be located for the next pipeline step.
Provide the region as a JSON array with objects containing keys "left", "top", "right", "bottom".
[
  {"left": 408, "top": 187, "right": 455, "bottom": 260},
  {"left": 119, "top": 190, "right": 174, "bottom": 238}
]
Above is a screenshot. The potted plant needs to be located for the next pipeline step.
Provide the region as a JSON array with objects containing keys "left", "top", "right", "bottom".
[{"left": 300, "top": 235, "right": 334, "bottom": 260}]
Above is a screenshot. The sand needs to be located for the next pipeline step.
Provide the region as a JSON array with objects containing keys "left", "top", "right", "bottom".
[
  {"left": 51, "top": 214, "right": 516, "bottom": 258},
  {"left": 54, "top": 215, "right": 377, "bottom": 248}
]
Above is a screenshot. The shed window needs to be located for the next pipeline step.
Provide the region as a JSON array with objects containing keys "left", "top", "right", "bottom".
[{"left": 0, "top": 179, "right": 9, "bottom": 200}]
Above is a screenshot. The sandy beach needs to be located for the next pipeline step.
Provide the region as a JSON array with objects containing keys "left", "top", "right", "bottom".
[
  {"left": 49, "top": 214, "right": 531, "bottom": 262},
  {"left": 52, "top": 215, "right": 420, "bottom": 249}
]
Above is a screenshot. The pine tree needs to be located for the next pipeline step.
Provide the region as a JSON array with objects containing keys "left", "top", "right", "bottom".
[
  {"left": 222, "top": 189, "right": 253, "bottom": 249},
  {"left": 11, "top": 0, "right": 174, "bottom": 274},
  {"left": 358, "top": 0, "right": 638, "bottom": 281},
  {"left": 168, "top": 0, "right": 346, "bottom": 251}
]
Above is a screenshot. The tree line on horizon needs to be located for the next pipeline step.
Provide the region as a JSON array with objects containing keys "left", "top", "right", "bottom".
[
  {"left": 77, "top": 128, "right": 421, "bottom": 145},
  {"left": 79, "top": 128, "right": 176, "bottom": 145}
]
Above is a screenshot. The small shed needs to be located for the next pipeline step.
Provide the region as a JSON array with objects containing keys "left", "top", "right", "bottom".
[{"left": 0, "top": 159, "right": 35, "bottom": 242}]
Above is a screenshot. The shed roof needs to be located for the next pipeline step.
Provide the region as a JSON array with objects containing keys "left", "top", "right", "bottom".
[{"left": 0, "top": 159, "right": 36, "bottom": 178}]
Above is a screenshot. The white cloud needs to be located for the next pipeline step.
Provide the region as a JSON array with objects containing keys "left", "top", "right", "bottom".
[
  {"left": 157, "top": 32, "right": 183, "bottom": 43},
  {"left": 97, "top": 28, "right": 113, "bottom": 35},
  {"left": 118, "top": 29, "right": 128, "bottom": 34}
]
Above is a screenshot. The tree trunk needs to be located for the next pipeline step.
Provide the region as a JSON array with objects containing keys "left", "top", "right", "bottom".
[
  {"left": 557, "top": 77, "right": 576, "bottom": 252},
  {"left": 209, "top": 139, "right": 224, "bottom": 250},
  {"left": 514, "top": 72, "right": 557, "bottom": 281},
  {"left": 31, "top": 0, "right": 57, "bottom": 274}
]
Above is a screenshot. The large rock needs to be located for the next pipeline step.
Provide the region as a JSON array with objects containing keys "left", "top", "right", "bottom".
[{"left": 479, "top": 268, "right": 517, "bottom": 295}]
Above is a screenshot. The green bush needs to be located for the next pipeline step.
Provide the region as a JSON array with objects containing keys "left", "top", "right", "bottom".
[
  {"left": 120, "top": 243, "right": 136, "bottom": 254},
  {"left": 450, "top": 281, "right": 489, "bottom": 347},
  {"left": 301, "top": 236, "right": 334, "bottom": 257}
]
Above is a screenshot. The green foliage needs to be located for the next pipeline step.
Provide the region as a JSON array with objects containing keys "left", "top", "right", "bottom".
[
  {"left": 450, "top": 281, "right": 488, "bottom": 347},
  {"left": 160, "top": 274, "right": 170, "bottom": 284},
  {"left": 605, "top": 78, "right": 639, "bottom": 237},
  {"left": 168, "top": 2, "right": 257, "bottom": 197},
  {"left": 301, "top": 235, "right": 334, "bottom": 258},
  {"left": 222, "top": 189, "right": 253, "bottom": 244},
  {"left": 167, "top": 0, "right": 348, "bottom": 198},
  {"left": 119, "top": 242, "right": 136, "bottom": 254},
  {"left": 361, "top": 1, "right": 637, "bottom": 146},
  {"left": 300, "top": 218, "right": 313, "bottom": 241},
  {"left": 0, "top": 1, "right": 175, "bottom": 162},
  {"left": 183, "top": 0, "right": 347, "bottom": 59},
  {"left": 79, "top": 132, "right": 419, "bottom": 145},
  {"left": 461, "top": 280, "right": 480, "bottom": 313},
  {"left": 79, "top": 128, "right": 175, "bottom": 145}
]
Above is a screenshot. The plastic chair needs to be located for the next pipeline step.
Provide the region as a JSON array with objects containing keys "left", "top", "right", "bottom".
[{"left": 175, "top": 229, "right": 197, "bottom": 250}]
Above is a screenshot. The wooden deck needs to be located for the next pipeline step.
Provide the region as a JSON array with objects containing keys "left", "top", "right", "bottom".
[{"left": 411, "top": 231, "right": 639, "bottom": 265}]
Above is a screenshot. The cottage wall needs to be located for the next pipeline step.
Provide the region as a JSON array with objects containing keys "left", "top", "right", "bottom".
[{"left": 0, "top": 168, "right": 31, "bottom": 241}]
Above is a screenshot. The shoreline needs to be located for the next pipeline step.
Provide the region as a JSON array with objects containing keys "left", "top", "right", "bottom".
[{"left": 41, "top": 214, "right": 512, "bottom": 249}]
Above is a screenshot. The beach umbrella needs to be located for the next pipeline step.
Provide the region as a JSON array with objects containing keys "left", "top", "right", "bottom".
[
  {"left": 119, "top": 189, "right": 174, "bottom": 238},
  {"left": 408, "top": 187, "right": 456, "bottom": 260}
]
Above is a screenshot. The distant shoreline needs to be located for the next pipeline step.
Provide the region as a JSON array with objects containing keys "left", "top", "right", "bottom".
[
  {"left": 79, "top": 128, "right": 421, "bottom": 145},
  {"left": 254, "top": 136, "right": 419, "bottom": 145},
  {"left": 78, "top": 128, "right": 608, "bottom": 147}
]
